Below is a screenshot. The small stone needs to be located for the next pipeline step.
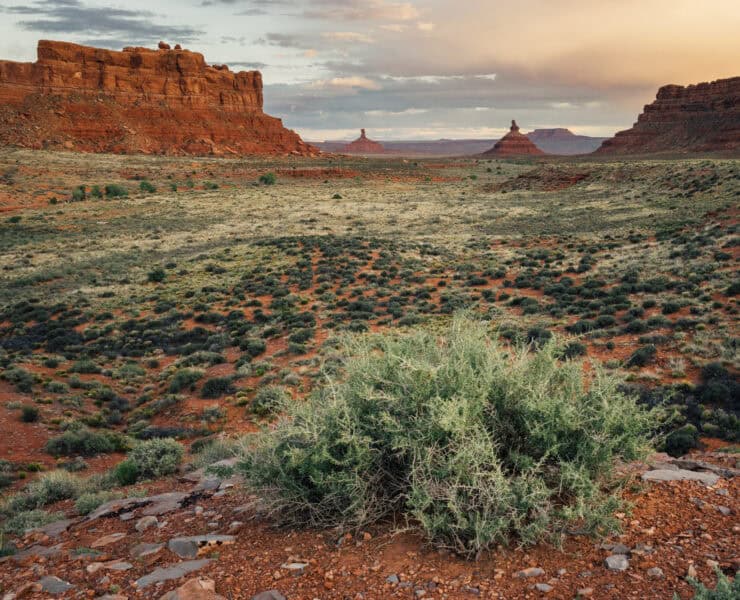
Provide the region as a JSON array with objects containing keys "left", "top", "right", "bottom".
[
  {"left": 647, "top": 567, "right": 664, "bottom": 580},
  {"left": 86, "top": 562, "right": 104, "bottom": 574},
  {"left": 104, "top": 560, "right": 133, "bottom": 571},
  {"left": 281, "top": 562, "right": 308, "bottom": 575},
  {"left": 39, "top": 576, "right": 74, "bottom": 595},
  {"left": 516, "top": 567, "right": 545, "bottom": 578},
  {"left": 386, "top": 574, "right": 400, "bottom": 584},
  {"left": 251, "top": 592, "right": 286, "bottom": 600},
  {"left": 604, "top": 555, "right": 629, "bottom": 571},
  {"left": 134, "top": 560, "right": 211, "bottom": 588},
  {"left": 91, "top": 532, "right": 126, "bottom": 548},
  {"left": 159, "top": 577, "right": 225, "bottom": 600},
  {"left": 556, "top": 569, "right": 567, "bottom": 577},
  {"left": 609, "top": 543, "right": 631, "bottom": 555},
  {"left": 130, "top": 542, "right": 164, "bottom": 559},
  {"left": 706, "top": 559, "right": 719, "bottom": 569},
  {"left": 576, "top": 588, "right": 593, "bottom": 598},
  {"left": 687, "top": 564, "right": 698, "bottom": 578},
  {"left": 135, "top": 516, "right": 158, "bottom": 532},
  {"left": 717, "top": 506, "right": 732, "bottom": 516},
  {"left": 535, "top": 583, "right": 553, "bottom": 593}
]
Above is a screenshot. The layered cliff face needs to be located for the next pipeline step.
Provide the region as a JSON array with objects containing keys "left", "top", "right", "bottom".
[
  {"left": 341, "top": 129, "right": 385, "bottom": 154},
  {"left": 482, "top": 120, "right": 544, "bottom": 157},
  {"left": 597, "top": 77, "right": 739, "bottom": 154},
  {"left": 0, "top": 40, "right": 316, "bottom": 156}
]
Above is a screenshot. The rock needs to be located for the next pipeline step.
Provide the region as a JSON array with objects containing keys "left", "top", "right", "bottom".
[
  {"left": 104, "top": 560, "right": 133, "bottom": 571},
  {"left": 38, "top": 576, "right": 74, "bottom": 595},
  {"left": 281, "top": 561, "right": 309, "bottom": 575},
  {"left": 535, "top": 583, "right": 553, "bottom": 593},
  {"left": 342, "top": 130, "right": 385, "bottom": 154},
  {"left": 647, "top": 567, "right": 665, "bottom": 580},
  {"left": 0, "top": 40, "right": 316, "bottom": 156},
  {"left": 609, "top": 543, "right": 631, "bottom": 555},
  {"left": 251, "top": 592, "right": 286, "bottom": 600},
  {"left": 34, "top": 519, "right": 74, "bottom": 538},
  {"left": 142, "top": 492, "right": 191, "bottom": 516},
  {"left": 168, "top": 535, "right": 236, "bottom": 559},
  {"left": 4, "top": 582, "right": 42, "bottom": 598},
  {"left": 136, "top": 515, "right": 159, "bottom": 532},
  {"left": 386, "top": 574, "right": 400, "bottom": 584},
  {"left": 576, "top": 589, "right": 593, "bottom": 598},
  {"left": 159, "top": 577, "right": 225, "bottom": 600},
  {"left": 597, "top": 77, "right": 740, "bottom": 154},
  {"left": 96, "top": 596, "right": 128, "bottom": 600},
  {"left": 134, "top": 559, "right": 212, "bottom": 588},
  {"left": 91, "top": 532, "right": 126, "bottom": 548},
  {"left": 717, "top": 505, "right": 732, "bottom": 516},
  {"left": 482, "top": 120, "right": 545, "bottom": 156},
  {"left": 642, "top": 469, "right": 719, "bottom": 486},
  {"left": 12, "top": 543, "right": 63, "bottom": 561},
  {"left": 605, "top": 555, "right": 629, "bottom": 571},
  {"left": 130, "top": 542, "right": 165, "bottom": 559},
  {"left": 516, "top": 567, "right": 545, "bottom": 578},
  {"left": 687, "top": 564, "right": 698, "bottom": 578}
]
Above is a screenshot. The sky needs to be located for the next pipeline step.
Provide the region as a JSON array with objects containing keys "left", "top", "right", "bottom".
[{"left": 1, "top": 0, "right": 738, "bottom": 141}]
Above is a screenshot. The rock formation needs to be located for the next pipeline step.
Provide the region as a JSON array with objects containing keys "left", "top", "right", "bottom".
[
  {"left": 597, "top": 77, "right": 739, "bottom": 154},
  {"left": 0, "top": 40, "right": 316, "bottom": 156},
  {"left": 341, "top": 129, "right": 385, "bottom": 154},
  {"left": 482, "top": 121, "right": 544, "bottom": 157},
  {"left": 526, "top": 128, "right": 606, "bottom": 155}
]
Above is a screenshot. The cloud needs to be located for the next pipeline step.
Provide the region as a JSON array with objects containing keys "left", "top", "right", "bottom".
[
  {"left": 204, "top": 0, "right": 420, "bottom": 21},
  {"left": 416, "top": 22, "right": 435, "bottom": 31},
  {"left": 322, "top": 31, "right": 375, "bottom": 44},
  {"left": 309, "top": 76, "right": 382, "bottom": 91},
  {"left": 2, "top": 0, "right": 202, "bottom": 47}
]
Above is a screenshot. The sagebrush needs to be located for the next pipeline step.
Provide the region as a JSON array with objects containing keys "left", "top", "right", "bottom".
[{"left": 239, "top": 317, "right": 655, "bottom": 557}]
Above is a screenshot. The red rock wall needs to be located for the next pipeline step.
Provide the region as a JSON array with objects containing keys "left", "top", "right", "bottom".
[
  {"left": 597, "top": 77, "right": 740, "bottom": 154},
  {"left": 0, "top": 40, "right": 316, "bottom": 156}
]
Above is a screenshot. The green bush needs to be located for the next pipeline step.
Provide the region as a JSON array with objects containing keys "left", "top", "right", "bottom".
[
  {"left": 74, "top": 490, "right": 123, "bottom": 515},
  {"left": 663, "top": 424, "right": 699, "bottom": 457},
  {"left": 126, "top": 438, "right": 183, "bottom": 481},
  {"left": 25, "top": 471, "right": 84, "bottom": 508},
  {"left": 681, "top": 568, "right": 740, "bottom": 600},
  {"left": 71, "top": 185, "right": 86, "bottom": 202},
  {"left": 45, "top": 427, "right": 129, "bottom": 457},
  {"left": 251, "top": 385, "right": 289, "bottom": 417},
  {"left": 112, "top": 459, "right": 139, "bottom": 486},
  {"left": 2, "top": 509, "right": 65, "bottom": 535},
  {"left": 259, "top": 172, "right": 277, "bottom": 185},
  {"left": 626, "top": 344, "right": 657, "bottom": 368},
  {"left": 21, "top": 405, "right": 39, "bottom": 423},
  {"left": 201, "top": 376, "right": 235, "bottom": 399},
  {"left": 239, "top": 317, "right": 654, "bottom": 557},
  {"left": 139, "top": 180, "right": 156, "bottom": 193},
  {"left": 105, "top": 184, "right": 128, "bottom": 198},
  {"left": 169, "top": 368, "right": 203, "bottom": 393},
  {"left": 147, "top": 267, "right": 166, "bottom": 283}
]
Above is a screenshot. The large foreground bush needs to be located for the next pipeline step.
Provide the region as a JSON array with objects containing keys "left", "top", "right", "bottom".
[{"left": 239, "top": 317, "right": 654, "bottom": 557}]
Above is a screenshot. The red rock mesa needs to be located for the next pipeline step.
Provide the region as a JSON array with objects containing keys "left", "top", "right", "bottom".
[
  {"left": 341, "top": 129, "right": 385, "bottom": 154},
  {"left": 482, "top": 120, "right": 545, "bottom": 156},
  {"left": 597, "top": 76, "right": 740, "bottom": 154},
  {"left": 0, "top": 40, "right": 316, "bottom": 156}
]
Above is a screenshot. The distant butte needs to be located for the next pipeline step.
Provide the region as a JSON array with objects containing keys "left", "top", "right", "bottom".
[
  {"left": 482, "top": 120, "right": 545, "bottom": 156},
  {"left": 0, "top": 40, "right": 317, "bottom": 156},
  {"left": 341, "top": 129, "right": 385, "bottom": 154},
  {"left": 597, "top": 76, "right": 740, "bottom": 154}
]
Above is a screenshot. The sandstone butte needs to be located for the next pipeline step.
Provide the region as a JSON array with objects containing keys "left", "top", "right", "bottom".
[
  {"left": 597, "top": 76, "right": 740, "bottom": 154},
  {"left": 482, "top": 120, "right": 545, "bottom": 156},
  {"left": 341, "top": 129, "right": 385, "bottom": 154},
  {"left": 0, "top": 40, "right": 317, "bottom": 156}
]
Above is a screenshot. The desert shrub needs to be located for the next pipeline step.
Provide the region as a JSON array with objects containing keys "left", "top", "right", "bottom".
[
  {"left": 251, "top": 385, "right": 289, "bottom": 416},
  {"left": 663, "top": 424, "right": 699, "bottom": 457},
  {"left": 139, "top": 180, "right": 156, "bottom": 193},
  {"left": 204, "top": 181, "right": 219, "bottom": 190},
  {"left": 682, "top": 568, "right": 740, "bottom": 600},
  {"left": 2, "top": 509, "right": 65, "bottom": 535},
  {"left": 125, "top": 438, "right": 183, "bottom": 481},
  {"left": 45, "top": 427, "right": 129, "bottom": 457},
  {"left": 71, "top": 185, "right": 86, "bottom": 201},
  {"left": 240, "top": 337, "right": 267, "bottom": 357},
  {"left": 169, "top": 368, "right": 203, "bottom": 393},
  {"left": 201, "top": 376, "right": 234, "bottom": 399},
  {"left": 112, "top": 460, "right": 139, "bottom": 486},
  {"left": 147, "top": 267, "right": 166, "bottom": 283},
  {"left": 105, "top": 184, "right": 128, "bottom": 198},
  {"left": 259, "top": 172, "right": 277, "bottom": 185},
  {"left": 626, "top": 345, "right": 657, "bottom": 368},
  {"left": 74, "top": 490, "right": 123, "bottom": 515},
  {"left": 24, "top": 471, "right": 84, "bottom": 508},
  {"left": 192, "top": 437, "right": 240, "bottom": 468},
  {"left": 2, "top": 367, "right": 36, "bottom": 393},
  {"left": 661, "top": 301, "right": 681, "bottom": 315},
  {"left": 70, "top": 359, "right": 101, "bottom": 374},
  {"left": 239, "top": 317, "right": 653, "bottom": 557},
  {"left": 21, "top": 405, "right": 39, "bottom": 423},
  {"left": 561, "top": 341, "right": 587, "bottom": 359}
]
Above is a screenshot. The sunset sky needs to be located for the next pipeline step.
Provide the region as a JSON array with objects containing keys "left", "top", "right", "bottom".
[{"left": 1, "top": 0, "right": 738, "bottom": 140}]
